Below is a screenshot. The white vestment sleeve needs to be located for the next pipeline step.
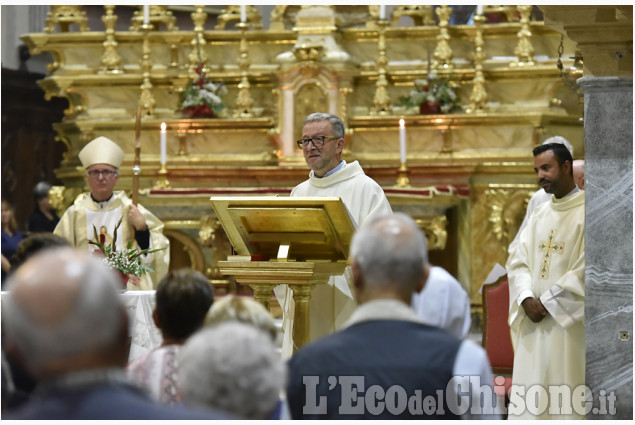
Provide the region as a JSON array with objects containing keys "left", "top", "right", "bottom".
[
  {"left": 451, "top": 340, "right": 501, "bottom": 419},
  {"left": 539, "top": 284, "right": 584, "bottom": 328}
]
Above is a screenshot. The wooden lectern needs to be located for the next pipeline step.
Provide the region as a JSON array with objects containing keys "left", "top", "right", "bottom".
[{"left": 210, "top": 196, "right": 357, "bottom": 351}]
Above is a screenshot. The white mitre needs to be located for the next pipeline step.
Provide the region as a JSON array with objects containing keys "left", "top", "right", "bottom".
[{"left": 79, "top": 136, "right": 125, "bottom": 168}]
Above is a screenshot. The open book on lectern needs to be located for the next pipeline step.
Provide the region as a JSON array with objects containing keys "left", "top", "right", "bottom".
[{"left": 210, "top": 196, "right": 357, "bottom": 262}]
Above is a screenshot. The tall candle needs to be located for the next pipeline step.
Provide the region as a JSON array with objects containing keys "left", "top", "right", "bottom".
[
  {"left": 379, "top": 5, "right": 386, "bottom": 20},
  {"left": 143, "top": 5, "right": 149, "bottom": 24},
  {"left": 160, "top": 122, "right": 167, "bottom": 165},
  {"left": 476, "top": 5, "right": 483, "bottom": 16},
  {"left": 240, "top": 5, "right": 247, "bottom": 23},
  {"left": 399, "top": 119, "right": 406, "bottom": 163}
]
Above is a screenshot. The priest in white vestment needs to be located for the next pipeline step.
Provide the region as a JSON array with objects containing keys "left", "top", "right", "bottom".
[
  {"left": 507, "top": 136, "right": 575, "bottom": 257},
  {"left": 506, "top": 142, "right": 585, "bottom": 420},
  {"left": 275, "top": 113, "right": 392, "bottom": 358},
  {"left": 54, "top": 136, "right": 170, "bottom": 290}
]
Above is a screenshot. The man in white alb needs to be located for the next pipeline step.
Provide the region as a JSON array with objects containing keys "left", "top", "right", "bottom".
[
  {"left": 54, "top": 136, "right": 170, "bottom": 290},
  {"left": 506, "top": 142, "right": 585, "bottom": 419},
  {"left": 274, "top": 112, "right": 392, "bottom": 358}
]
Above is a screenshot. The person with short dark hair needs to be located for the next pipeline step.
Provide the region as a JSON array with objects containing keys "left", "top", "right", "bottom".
[
  {"left": 127, "top": 268, "right": 214, "bottom": 405},
  {"left": 27, "top": 181, "right": 59, "bottom": 233},
  {"left": 506, "top": 142, "right": 585, "bottom": 419}
]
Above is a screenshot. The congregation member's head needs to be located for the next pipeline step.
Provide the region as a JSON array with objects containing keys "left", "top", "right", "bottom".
[
  {"left": 298, "top": 112, "right": 346, "bottom": 177},
  {"left": 179, "top": 321, "right": 286, "bottom": 419},
  {"left": 79, "top": 136, "right": 124, "bottom": 202},
  {"left": 4, "top": 248, "right": 128, "bottom": 380},
  {"left": 154, "top": 268, "right": 215, "bottom": 344},
  {"left": 204, "top": 294, "right": 278, "bottom": 343},
  {"left": 10, "top": 233, "right": 70, "bottom": 271},
  {"left": 533, "top": 142, "right": 575, "bottom": 199},
  {"left": 349, "top": 212, "right": 429, "bottom": 305}
]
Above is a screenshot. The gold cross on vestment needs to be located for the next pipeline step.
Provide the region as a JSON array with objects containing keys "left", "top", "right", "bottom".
[{"left": 538, "top": 229, "right": 565, "bottom": 279}]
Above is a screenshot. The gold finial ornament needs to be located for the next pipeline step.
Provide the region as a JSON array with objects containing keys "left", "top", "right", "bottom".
[
  {"left": 432, "top": 5, "right": 454, "bottom": 70},
  {"left": 510, "top": 5, "right": 535, "bottom": 67},
  {"left": 370, "top": 19, "right": 392, "bottom": 116},
  {"left": 99, "top": 5, "right": 123, "bottom": 74}
]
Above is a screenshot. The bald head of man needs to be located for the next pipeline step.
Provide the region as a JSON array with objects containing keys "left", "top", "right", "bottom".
[
  {"left": 573, "top": 159, "right": 585, "bottom": 190},
  {"left": 4, "top": 248, "right": 128, "bottom": 380}
]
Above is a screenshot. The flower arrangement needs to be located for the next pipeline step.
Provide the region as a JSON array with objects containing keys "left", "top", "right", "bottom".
[
  {"left": 399, "top": 74, "right": 461, "bottom": 114},
  {"left": 179, "top": 63, "right": 227, "bottom": 118},
  {"left": 88, "top": 218, "right": 164, "bottom": 288}
]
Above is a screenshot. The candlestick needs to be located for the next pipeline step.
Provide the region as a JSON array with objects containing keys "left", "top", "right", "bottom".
[
  {"left": 160, "top": 122, "right": 167, "bottom": 165},
  {"left": 379, "top": 5, "right": 386, "bottom": 20},
  {"left": 399, "top": 119, "right": 406, "bottom": 163},
  {"left": 240, "top": 5, "right": 246, "bottom": 23},
  {"left": 143, "top": 5, "right": 149, "bottom": 24}
]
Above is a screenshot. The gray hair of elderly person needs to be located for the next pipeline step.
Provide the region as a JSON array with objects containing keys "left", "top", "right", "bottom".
[
  {"left": 179, "top": 321, "right": 286, "bottom": 420},
  {"left": 304, "top": 112, "right": 345, "bottom": 138},
  {"left": 3, "top": 248, "right": 125, "bottom": 376},
  {"left": 350, "top": 212, "right": 428, "bottom": 294},
  {"left": 204, "top": 294, "right": 278, "bottom": 342}
]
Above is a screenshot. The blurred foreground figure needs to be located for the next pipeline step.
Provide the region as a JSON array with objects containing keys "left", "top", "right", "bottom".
[{"left": 3, "top": 248, "right": 226, "bottom": 420}]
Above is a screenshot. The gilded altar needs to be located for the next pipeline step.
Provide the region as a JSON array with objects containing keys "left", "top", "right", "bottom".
[{"left": 23, "top": 5, "right": 585, "bottom": 327}]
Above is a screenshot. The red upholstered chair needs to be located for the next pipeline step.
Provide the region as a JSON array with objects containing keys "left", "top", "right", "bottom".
[{"left": 481, "top": 275, "right": 514, "bottom": 408}]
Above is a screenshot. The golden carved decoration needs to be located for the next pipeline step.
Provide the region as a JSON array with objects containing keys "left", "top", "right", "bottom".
[
  {"left": 215, "top": 6, "right": 263, "bottom": 30},
  {"left": 269, "top": 5, "right": 288, "bottom": 31},
  {"left": 49, "top": 185, "right": 83, "bottom": 216},
  {"left": 416, "top": 215, "right": 448, "bottom": 251},
  {"left": 99, "top": 5, "right": 123, "bottom": 75},
  {"left": 163, "top": 229, "right": 205, "bottom": 273},
  {"left": 391, "top": 5, "right": 435, "bottom": 26},
  {"left": 485, "top": 188, "right": 536, "bottom": 253},
  {"left": 293, "top": 43, "right": 325, "bottom": 62},
  {"left": 130, "top": 5, "right": 178, "bottom": 32},
  {"left": 433, "top": 5, "right": 454, "bottom": 70},
  {"left": 199, "top": 215, "right": 220, "bottom": 247},
  {"left": 43, "top": 6, "right": 89, "bottom": 33},
  {"left": 510, "top": 5, "right": 536, "bottom": 67}
]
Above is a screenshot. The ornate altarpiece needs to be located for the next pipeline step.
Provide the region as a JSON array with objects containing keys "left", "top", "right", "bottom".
[{"left": 22, "top": 5, "right": 584, "bottom": 327}]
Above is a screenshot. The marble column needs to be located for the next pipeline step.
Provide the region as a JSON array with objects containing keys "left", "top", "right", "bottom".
[{"left": 579, "top": 76, "right": 633, "bottom": 419}]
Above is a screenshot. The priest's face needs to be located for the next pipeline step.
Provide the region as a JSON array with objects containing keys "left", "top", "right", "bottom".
[
  {"left": 301, "top": 120, "right": 344, "bottom": 178},
  {"left": 86, "top": 163, "right": 119, "bottom": 202},
  {"left": 533, "top": 150, "right": 570, "bottom": 197}
]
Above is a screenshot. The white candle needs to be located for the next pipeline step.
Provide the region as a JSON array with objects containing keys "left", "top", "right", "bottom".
[
  {"left": 399, "top": 119, "right": 406, "bottom": 163},
  {"left": 143, "top": 5, "right": 149, "bottom": 24},
  {"left": 379, "top": 5, "right": 386, "bottom": 20},
  {"left": 160, "top": 122, "right": 167, "bottom": 165},
  {"left": 477, "top": 5, "right": 483, "bottom": 16},
  {"left": 240, "top": 5, "right": 247, "bottom": 23}
]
